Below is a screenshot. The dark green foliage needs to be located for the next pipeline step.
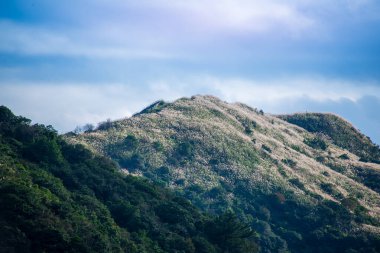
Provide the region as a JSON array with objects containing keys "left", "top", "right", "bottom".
[
  {"left": 97, "top": 119, "right": 113, "bottom": 131},
  {"left": 304, "top": 136, "right": 328, "bottom": 150},
  {"left": 0, "top": 107, "right": 258, "bottom": 253},
  {"left": 81, "top": 123, "right": 95, "bottom": 133},
  {"left": 177, "top": 142, "right": 194, "bottom": 157},
  {"left": 192, "top": 236, "right": 217, "bottom": 253},
  {"left": 322, "top": 171, "right": 330, "bottom": 177},
  {"left": 157, "top": 166, "right": 170, "bottom": 176},
  {"left": 155, "top": 202, "right": 188, "bottom": 224},
  {"left": 124, "top": 135, "right": 138, "bottom": 150},
  {"left": 279, "top": 113, "right": 380, "bottom": 163},
  {"left": 282, "top": 158, "right": 297, "bottom": 168},
  {"left": 167, "top": 140, "right": 196, "bottom": 166},
  {"left": 338, "top": 153, "right": 350, "bottom": 160},
  {"left": 23, "top": 135, "right": 63, "bottom": 164},
  {"left": 245, "top": 126, "right": 253, "bottom": 135},
  {"left": 277, "top": 165, "right": 288, "bottom": 177},
  {"left": 320, "top": 183, "right": 343, "bottom": 199},
  {"left": 352, "top": 166, "right": 380, "bottom": 193},
  {"left": 175, "top": 178, "right": 186, "bottom": 186},
  {"left": 341, "top": 197, "right": 361, "bottom": 211},
  {"left": 242, "top": 119, "right": 258, "bottom": 135},
  {"left": 205, "top": 212, "right": 258, "bottom": 253},
  {"left": 290, "top": 144, "right": 306, "bottom": 155},
  {"left": 320, "top": 183, "right": 333, "bottom": 195},
  {"left": 119, "top": 153, "right": 144, "bottom": 171},
  {"left": 315, "top": 156, "right": 325, "bottom": 163},
  {"left": 153, "top": 141, "right": 164, "bottom": 151},
  {"left": 136, "top": 100, "right": 168, "bottom": 115},
  {"left": 289, "top": 178, "right": 305, "bottom": 191},
  {"left": 207, "top": 186, "right": 225, "bottom": 198},
  {"left": 235, "top": 187, "right": 380, "bottom": 253},
  {"left": 326, "top": 162, "right": 347, "bottom": 173},
  {"left": 261, "top": 144, "right": 272, "bottom": 153}
]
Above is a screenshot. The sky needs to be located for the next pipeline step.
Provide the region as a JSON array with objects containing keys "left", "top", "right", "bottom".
[{"left": 0, "top": 0, "right": 380, "bottom": 144}]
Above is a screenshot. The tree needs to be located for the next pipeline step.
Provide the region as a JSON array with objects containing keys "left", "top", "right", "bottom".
[
  {"left": 83, "top": 123, "right": 94, "bottom": 132},
  {"left": 97, "top": 119, "right": 113, "bottom": 130},
  {"left": 206, "top": 212, "right": 258, "bottom": 253}
]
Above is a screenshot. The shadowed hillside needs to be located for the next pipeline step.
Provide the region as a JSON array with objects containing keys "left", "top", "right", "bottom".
[
  {"left": 67, "top": 95, "right": 380, "bottom": 253},
  {"left": 0, "top": 105, "right": 258, "bottom": 253}
]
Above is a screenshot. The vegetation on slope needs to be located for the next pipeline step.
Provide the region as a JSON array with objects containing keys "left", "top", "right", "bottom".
[
  {"left": 278, "top": 113, "right": 380, "bottom": 164},
  {"left": 67, "top": 95, "right": 380, "bottom": 253},
  {"left": 0, "top": 105, "right": 258, "bottom": 253}
]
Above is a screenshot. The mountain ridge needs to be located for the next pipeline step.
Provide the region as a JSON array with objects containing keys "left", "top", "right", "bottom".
[{"left": 67, "top": 95, "right": 380, "bottom": 253}]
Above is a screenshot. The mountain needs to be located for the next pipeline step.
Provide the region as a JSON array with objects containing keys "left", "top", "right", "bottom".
[
  {"left": 0, "top": 105, "right": 258, "bottom": 253},
  {"left": 66, "top": 95, "right": 380, "bottom": 253}
]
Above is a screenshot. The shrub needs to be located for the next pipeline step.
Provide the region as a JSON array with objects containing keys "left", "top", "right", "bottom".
[
  {"left": 277, "top": 166, "right": 287, "bottom": 177},
  {"left": 290, "top": 144, "right": 302, "bottom": 153},
  {"left": 320, "top": 183, "right": 334, "bottom": 195},
  {"left": 304, "top": 137, "right": 328, "bottom": 150},
  {"left": 153, "top": 141, "right": 164, "bottom": 151},
  {"left": 97, "top": 119, "right": 113, "bottom": 130},
  {"left": 177, "top": 141, "right": 195, "bottom": 158},
  {"left": 338, "top": 154, "right": 350, "bottom": 160},
  {"left": 289, "top": 178, "right": 305, "bottom": 190},
  {"left": 261, "top": 144, "right": 272, "bottom": 153},
  {"left": 23, "top": 135, "right": 63, "bottom": 164},
  {"left": 205, "top": 212, "right": 258, "bottom": 253},
  {"left": 341, "top": 197, "right": 360, "bottom": 211},
  {"left": 119, "top": 154, "right": 144, "bottom": 171},
  {"left": 322, "top": 171, "right": 330, "bottom": 177},
  {"left": 137, "top": 100, "right": 167, "bottom": 115},
  {"left": 316, "top": 156, "right": 325, "bottom": 163},
  {"left": 271, "top": 192, "right": 286, "bottom": 205},
  {"left": 282, "top": 159, "right": 297, "bottom": 168},
  {"left": 245, "top": 127, "right": 253, "bottom": 135},
  {"left": 326, "top": 163, "right": 346, "bottom": 173},
  {"left": 124, "top": 135, "right": 138, "bottom": 150}
]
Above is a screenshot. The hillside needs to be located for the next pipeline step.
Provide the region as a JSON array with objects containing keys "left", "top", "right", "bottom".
[
  {"left": 66, "top": 95, "right": 380, "bottom": 253},
  {"left": 278, "top": 113, "right": 380, "bottom": 164},
  {"left": 0, "top": 105, "right": 257, "bottom": 253}
]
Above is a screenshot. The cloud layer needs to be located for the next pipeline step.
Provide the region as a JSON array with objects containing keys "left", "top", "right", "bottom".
[
  {"left": 1, "top": 0, "right": 380, "bottom": 60},
  {"left": 1, "top": 77, "right": 379, "bottom": 144}
]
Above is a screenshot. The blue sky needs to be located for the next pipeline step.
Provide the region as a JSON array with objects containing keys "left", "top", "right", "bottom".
[{"left": 0, "top": 0, "right": 380, "bottom": 144}]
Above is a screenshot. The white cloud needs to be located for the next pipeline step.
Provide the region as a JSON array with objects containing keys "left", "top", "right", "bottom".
[
  {"left": 197, "top": 77, "right": 380, "bottom": 104},
  {"left": 1, "top": 77, "right": 379, "bottom": 134},
  {"left": 1, "top": 0, "right": 379, "bottom": 59},
  {"left": 143, "top": 0, "right": 315, "bottom": 34},
  {"left": 0, "top": 21, "right": 177, "bottom": 59},
  {"left": 0, "top": 83, "right": 136, "bottom": 132}
]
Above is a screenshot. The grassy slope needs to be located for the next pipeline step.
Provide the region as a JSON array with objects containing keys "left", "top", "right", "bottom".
[
  {"left": 278, "top": 113, "right": 380, "bottom": 164},
  {"left": 278, "top": 113, "right": 380, "bottom": 196},
  {"left": 67, "top": 95, "right": 380, "bottom": 253}
]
